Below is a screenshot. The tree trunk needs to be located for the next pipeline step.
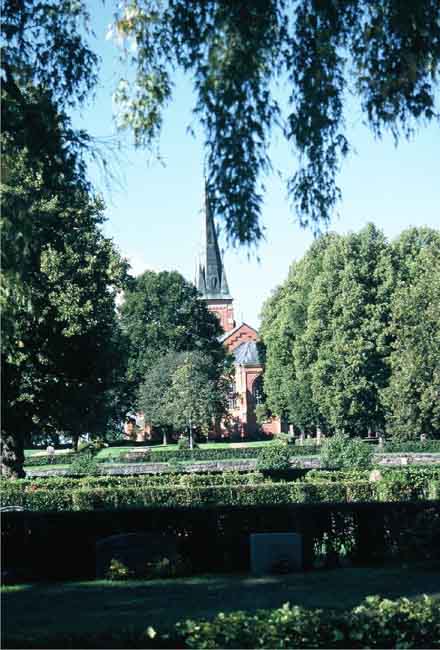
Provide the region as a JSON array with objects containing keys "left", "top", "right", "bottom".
[
  {"left": 72, "top": 432, "right": 80, "bottom": 452},
  {"left": 162, "top": 428, "right": 168, "bottom": 446},
  {"left": 0, "top": 430, "right": 26, "bottom": 479}
]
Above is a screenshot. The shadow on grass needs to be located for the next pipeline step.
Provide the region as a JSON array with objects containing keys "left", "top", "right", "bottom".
[{"left": 3, "top": 566, "right": 440, "bottom": 644}]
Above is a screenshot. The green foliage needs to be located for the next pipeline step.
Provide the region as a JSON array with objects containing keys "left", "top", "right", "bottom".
[
  {"left": 120, "top": 271, "right": 225, "bottom": 398},
  {"left": 255, "top": 443, "right": 292, "bottom": 471},
  {"left": 138, "top": 350, "right": 230, "bottom": 443},
  {"left": 261, "top": 226, "right": 440, "bottom": 440},
  {"left": 1, "top": 131, "right": 129, "bottom": 478},
  {"left": 320, "top": 434, "right": 374, "bottom": 470},
  {"left": 4, "top": 465, "right": 440, "bottom": 512},
  {"left": 384, "top": 439, "right": 440, "bottom": 453},
  {"left": 105, "top": 559, "right": 131, "bottom": 581},
  {"left": 382, "top": 232, "right": 440, "bottom": 438},
  {"left": 177, "top": 437, "right": 197, "bottom": 451},
  {"left": 68, "top": 452, "right": 100, "bottom": 477},
  {"left": 177, "top": 596, "right": 440, "bottom": 649},
  {"left": 118, "top": 444, "right": 317, "bottom": 464},
  {"left": 111, "top": 2, "right": 440, "bottom": 246}
]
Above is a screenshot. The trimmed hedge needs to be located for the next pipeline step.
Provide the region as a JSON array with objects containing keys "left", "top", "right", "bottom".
[
  {"left": 23, "top": 445, "right": 319, "bottom": 467},
  {"left": 4, "top": 596, "right": 440, "bottom": 649},
  {"left": 384, "top": 439, "right": 440, "bottom": 454},
  {"left": 24, "top": 453, "right": 75, "bottom": 467},
  {"left": 118, "top": 445, "right": 319, "bottom": 464},
  {"left": 4, "top": 466, "right": 440, "bottom": 512},
  {"left": 2, "top": 477, "right": 436, "bottom": 512}
]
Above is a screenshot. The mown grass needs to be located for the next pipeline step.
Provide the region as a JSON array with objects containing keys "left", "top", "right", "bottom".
[{"left": 3, "top": 567, "right": 439, "bottom": 644}]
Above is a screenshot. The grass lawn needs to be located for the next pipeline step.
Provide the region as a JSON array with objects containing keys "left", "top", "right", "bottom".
[{"left": 3, "top": 566, "right": 440, "bottom": 644}]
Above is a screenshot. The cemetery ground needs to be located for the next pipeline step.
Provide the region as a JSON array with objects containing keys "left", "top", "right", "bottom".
[
  {"left": 3, "top": 566, "right": 440, "bottom": 647},
  {"left": 4, "top": 438, "right": 440, "bottom": 648}
]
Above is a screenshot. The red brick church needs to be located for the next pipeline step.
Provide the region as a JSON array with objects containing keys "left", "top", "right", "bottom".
[
  {"left": 196, "top": 193, "right": 281, "bottom": 438},
  {"left": 126, "top": 191, "right": 282, "bottom": 440}
]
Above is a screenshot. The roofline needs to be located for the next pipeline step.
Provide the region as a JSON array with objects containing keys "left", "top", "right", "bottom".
[{"left": 219, "top": 321, "right": 259, "bottom": 343}]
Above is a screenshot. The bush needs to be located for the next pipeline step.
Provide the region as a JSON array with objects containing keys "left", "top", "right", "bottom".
[
  {"left": 256, "top": 443, "right": 291, "bottom": 471},
  {"left": 4, "top": 596, "right": 440, "bottom": 648},
  {"left": 68, "top": 451, "right": 100, "bottom": 476},
  {"left": 177, "top": 596, "right": 440, "bottom": 649},
  {"left": 105, "top": 559, "right": 132, "bottom": 581},
  {"left": 177, "top": 436, "right": 198, "bottom": 451},
  {"left": 320, "top": 434, "right": 374, "bottom": 470}
]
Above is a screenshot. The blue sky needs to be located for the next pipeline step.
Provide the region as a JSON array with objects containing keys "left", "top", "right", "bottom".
[{"left": 76, "top": 3, "right": 440, "bottom": 327}]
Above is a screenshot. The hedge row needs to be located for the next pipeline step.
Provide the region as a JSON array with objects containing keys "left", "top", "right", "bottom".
[
  {"left": 3, "top": 477, "right": 439, "bottom": 512},
  {"left": 118, "top": 445, "right": 319, "bottom": 464},
  {"left": 24, "top": 454, "right": 75, "bottom": 467},
  {"left": 23, "top": 444, "right": 319, "bottom": 467},
  {"left": 384, "top": 439, "right": 440, "bottom": 453},
  {"left": 4, "top": 596, "right": 440, "bottom": 649}
]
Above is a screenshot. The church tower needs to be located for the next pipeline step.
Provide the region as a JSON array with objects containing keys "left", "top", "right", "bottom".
[{"left": 196, "top": 189, "right": 235, "bottom": 333}]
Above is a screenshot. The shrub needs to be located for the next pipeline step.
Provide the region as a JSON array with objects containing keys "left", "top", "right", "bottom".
[
  {"left": 145, "top": 555, "right": 192, "bottom": 579},
  {"left": 177, "top": 596, "right": 440, "bottom": 649},
  {"left": 256, "top": 443, "right": 291, "bottom": 471},
  {"left": 320, "top": 434, "right": 374, "bottom": 470},
  {"left": 105, "top": 559, "right": 131, "bottom": 581},
  {"left": 4, "top": 596, "right": 440, "bottom": 649},
  {"left": 177, "top": 436, "right": 198, "bottom": 451},
  {"left": 68, "top": 451, "right": 100, "bottom": 477}
]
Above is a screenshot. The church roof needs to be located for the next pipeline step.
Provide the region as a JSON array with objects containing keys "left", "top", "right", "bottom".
[
  {"left": 233, "top": 340, "right": 261, "bottom": 366},
  {"left": 219, "top": 321, "right": 258, "bottom": 343},
  {"left": 196, "top": 186, "right": 231, "bottom": 300}
]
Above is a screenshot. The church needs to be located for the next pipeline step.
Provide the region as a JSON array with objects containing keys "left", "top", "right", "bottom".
[
  {"left": 195, "top": 193, "right": 281, "bottom": 438},
  {"left": 126, "top": 191, "right": 282, "bottom": 440}
]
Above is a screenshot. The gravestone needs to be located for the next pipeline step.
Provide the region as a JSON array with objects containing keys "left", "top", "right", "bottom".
[
  {"left": 96, "top": 533, "right": 178, "bottom": 578},
  {"left": 250, "top": 533, "right": 302, "bottom": 575}
]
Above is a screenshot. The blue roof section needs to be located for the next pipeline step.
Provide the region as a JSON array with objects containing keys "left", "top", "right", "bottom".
[{"left": 233, "top": 340, "right": 261, "bottom": 366}]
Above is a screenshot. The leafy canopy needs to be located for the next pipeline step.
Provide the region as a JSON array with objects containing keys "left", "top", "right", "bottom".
[
  {"left": 113, "top": 0, "right": 440, "bottom": 246},
  {"left": 138, "top": 351, "right": 231, "bottom": 437},
  {"left": 120, "top": 270, "right": 226, "bottom": 396},
  {"left": 260, "top": 225, "right": 440, "bottom": 438}
]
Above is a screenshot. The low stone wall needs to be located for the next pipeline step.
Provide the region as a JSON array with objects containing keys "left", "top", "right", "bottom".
[{"left": 25, "top": 452, "right": 440, "bottom": 477}]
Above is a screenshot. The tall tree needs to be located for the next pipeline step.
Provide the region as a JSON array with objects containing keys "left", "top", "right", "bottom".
[
  {"left": 382, "top": 229, "right": 440, "bottom": 438},
  {"left": 1, "top": 148, "right": 129, "bottom": 476},
  {"left": 112, "top": 0, "right": 440, "bottom": 245},
  {"left": 120, "top": 270, "right": 226, "bottom": 398},
  {"left": 260, "top": 235, "right": 334, "bottom": 431},
  {"left": 305, "top": 224, "right": 394, "bottom": 435}
]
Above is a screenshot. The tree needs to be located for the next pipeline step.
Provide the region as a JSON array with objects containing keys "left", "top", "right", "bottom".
[
  {"left": 168, "top": 352, "right": 230, "bottom": 447},
  {"left": 138, "top": 351, "right": 230, "bottom": 446},
  {"left": 260, "top": 235, "right": 334, "bottom": 431},
  {"left": 120, "top": 270, "right": 226, "bottom": 398},
  {"left": 382, "top": 230, "right": 440, "bottom": 438},
  {"left": 1, "top": 0, "right": 98, "bottom": 170},
  {"left": 112, "top": 0, "right": 440, "bottom": 245},
  {"left": 304, "top": 224, "right": 394, "bottom": 435},
  {"left": 1, "top": 148, "right": 129, "bottom": 476},
  {"left": 137, "top": 352, "right": 182, "bottom": 445}
]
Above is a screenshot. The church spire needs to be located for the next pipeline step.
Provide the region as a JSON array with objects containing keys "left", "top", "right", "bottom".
[{"left": 197, "top": 184, "right": 231, "bottom": 299}]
